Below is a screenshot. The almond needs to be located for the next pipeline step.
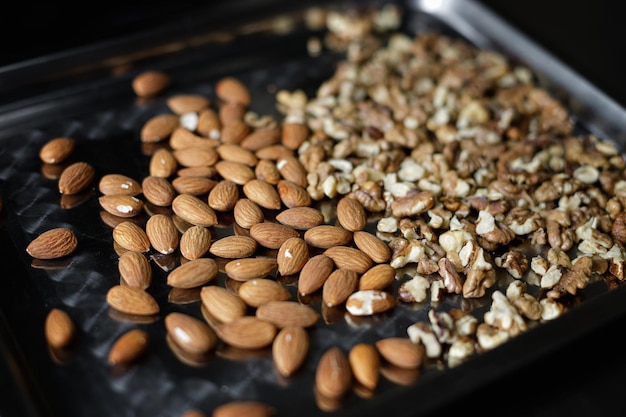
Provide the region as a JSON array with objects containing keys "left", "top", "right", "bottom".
[
  {"left": 315, "top": 346, "right": 351, "bottom": 400},
  {"left": 140, "top": 113, "right": 179, "bottom": 143},
  {"left": 303, "top": 225, "right": 352, "bottom": 249},
  {"left": 375, "top": 337, "right": 425, "bottom": 370},
  {"left": 209, "top": 235, "right": 257, "bottom": 258},
  {"left": 149, "top": 147, "right": 178, "bottom": 177},
  {"left": 200, "top": 285, "right": 247, "bottom": 324},
  {"left": 179, "top": 225, "right": 212, "bottom": 260},
  {"left": 277, "top": 237, "right": 309, "bottom": 276},
  {"left": 254, "top": 159, "right": 281, "bottom": 185},
  {"left": 39, "top": 137, "right": 75, "bottom": 164},
  {"left": 238, "top": 278, "right": 291, "bottom": 307},
  {"left": 275, "top": 207, "right": 324, "bottom": 230},
  {"left": 107, "top": 328, "right": 150, "bottom": 366},
  {"left": 166, "top": 94, "right": 210, "bottom": 114},
  {"left": 172, "top": 194, "right": 218, "bottom": 227},
  {"left": 215, "top": 77, "right": 251, "bottom": 106},
  {"left": 212, "top": 401, "right": 274, "bottom": 417},
  {"left": 196, "top": 108, "right": 221, "bottom": 138},
  {"left": 243, "top": 179, "right": 281, "bottom": 210},
  {"left": 216, "top": 316, "right": 276, "bottom": 350},
  {"left": 324, "top": 246, "right": 372, "bottom": 274},
  {"left": 171, "top": 176, "right": 217, "bottom": 196},
  {"left": 173, "top": 146, "right": 219, "bottom": 167},
  {"left": 44, "top": 308, "right": 76, "bottom": 349},
  {"left": 142, "top": 176, "right": 176, "bottom": 206},
  {"left": 224, "top": 257, "right": 277, "bottom": 281},
  {"left": 276, "top": 180, "right": 311, "bottom": 208},
  {"left": 164, "top": 312, "right": 217, "bottom": 355},
  {"left": 26, "top": 227, "right": 78, "bottom": 259},
  {"left": 145, "top": 214, "right": 179, "bottom": 254},
  {"left": 99, "top": 195, "right": 145, "bottom": 218},
  {"left": 322, "top": 268, "right": 358, "bottom": 307},
  {"left": 220, "top": 118, "right": 250, "bottom": 144},
  {"left": 255, "top": 144, "right": 292, "bottom": 160},
  {"left": 348, "top": 343, "right": 380, "bottom": 391},
  {"left": 106, "top": 285, "right": 160, "bottom": 316},
  {"left": 207, "top": 179, "right": 239, "bottom": 211},
  {"left": 169, "top": 127, "right": 217, "bottom": 150},
  {"left": 99, "top": 174, "right": 142, "bottom": 196},
  {"left": 215, "top": 160, "right": 256, "bottom": 185},
  {"left": 272, "top": 326, "right": 309, "bottom": 377},
  {"left": 58, "top": 161, "right": 95, "bottom": 195},
  {"left": 167, "top": 258, "right": 218, "bottom": 289},
  {"left": 233, "top": 198, "right": 265, "bottom": 229},
  {"left": 281, "top": 122, "right": 309, "bottom": 150},
  {"left": 132, "top": 70, "right": 170, "bottom": 98},
  {"left": 298, "top": 254, "right": 335, "bottom": 296},
  {"left": 240, "top": 127, "right": 281, "bottom": 151},
  {"left": 112, "top": 221, "right": 151, "bottom": 252},
  {"left": 255, "top": 300, "right": 319, "bottom": 328},
  {"left": 336, "top": 196, "right": 367, "bottom": 232},
  {"left": 249, "top": 222, "right": 299, "bottom": 249},
  {"left": 346, "top": 289, "right": 396, "bottom": 316},
  {"left": 276, "top": 155, "right": 307, "bottom": 188},
  {"left": 353, "top": 230, "right": 391, "bottom": 263},
  {"left": 177, "top": 166, "right": 217, "bottom": 178},
  {"left": 359, "top": 264, "right": 395, "bottom": 290},
  {"left": 216, "top": 144, "right": 258, "bottom": 166},
  {"left": 118, "top": 250, "right": 152, "bottom": 289}
]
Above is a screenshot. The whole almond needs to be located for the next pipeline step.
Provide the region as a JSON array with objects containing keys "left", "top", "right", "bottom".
[
  {"left": 177, "top": 166, "right": 217, "bottom": 178},
  {"left": 216, "top": 316, "right": 276, "bottom": 350},
  {"left": 277, "top": 237, "right": 309, "bottom": 276},
  {"left": 141, "top": 113, "right": 179, "bottom": 143},
  {"left": 272, "top": 326, "right": 309, "bottom": 377},
  {"left": 238, "top": 279, "right": 291, "bottom": 308},
  {"left": 215, "top": 160, "right": 256, "bottom": 185},
  {"left": 255, "top": 300, "right": 319, "bottom": 328},
  {"left": 375, "top": 337, "right": 425, "bottom": 370},
  {"left": 196, "top": 108, "right": 221, "bottom": 138},
  {"left": 315, "top": 346, "right": 352, "bottom": 400},
  {"left": 233, "top": 198, "right": 265, "bottom": 229},
  {"left": 179, "top": 225, "right": 212, "bottom": 260},
  {"left": 169, "top": 127, "right": 217, "bottom": 150},
  {"left": 106, "top": 285, "right": 160, "bottom": 316},
  {"left": 207, "top": 179, "right": 239, "bottom": 211},
  {"left": 166, "top": 94, "right": 210, "bottom": 114},
  {"left": 255, "top": 144, "right": 292, "bottom": 160},
  {"left": 348, "top": 343, "right": 380, "bottom": 391},
  {"left": 240, "top": 128, "right": 281, "bottom": 152},
  {"left": 108, "top": 328, "right": 150, "bottom": 366},
  {"left": 26, "top": 227, "right": 78, "bottom": 259},
  {"left": 200, "top": 285, "right": 247, "bottom": 324},
  {"left": 281, "top": 122, "right": 309, "bottom": 150},
  {"left": 142, "top": 176, "right": 177, "bottom": 206},
  {"left": 39, "top": 137, "right": 75, "bottom": 164},
  {"left": 165, "top": 312, "right": 217, "bottom": 355},
  {"left": 276, "top": 207, "right": 322, "bottom": 229},
  {"left": 118, "top": 250, "right": 152, "bottom": 289},
  {"left": 276, "top": 180, "right": 311, "bottom": 208},
  {"left": 172, "top": 176, "right": 217, "bottom": 196},
  {"left": 173, "top": 147, "right": 219, "bottom": 168},
  {"left": 352, "top": 230, "right": 391, "bottom": 263},
  {"left": 146, "top": 214, "right": 179, "bottom": 254},
  {"left": 212, "top": 401, "right": 274, "bottom": 417},
  {"left": 243, "top": 179, "right": 281, "bottom": 210},
  {"left": 149, "top": 147, "right": 178, "bottom": 177},
  {"left": 324, "top": 246, "right": 372, "bottom": 274},
  {"left": 220, "top": 118, "right": 250, "bottom": 144},
  {"left": 216, "top": 144, "right": 258, "bottom": 166},
  {"left": 45, "top": 308, "right": 76, "bottom": 349},
  {"left": 215, "top": 77, "right": 251, "bottom": 106},
  {"left": 99, "top": 195, "right": 144, "bottom": 218},
  {"left": 298, "top": 254, "right": 335, "bottom": 296},
  {"left": 112, "top": 222, "right": 151, "bottom": 252},
  {"left": 336, "top": 197, "right": 367, "bottom": 232},
  {"left": 276, "top": 156, "right": 307, "bottom": 188},
  {"left": 209, "top": 235, "right": 257, "bottom": 258},
  {"left": 99, "top": 174, "right": 142, "bottom": 196},
  {"left": 167, "top": 258, "right": 218, "bottom": 289},
  {"left": 172, "top": 194, "right": 218, "bottom": 227},
  {"left": 249, "top": 222, "right": 299, "bottom": 249},
  {"left": 255, "top": 159, "right": 281, "bottom": 185},
  {"left": 346, "top": 289, "right": 396, "bottom": 316},
  {"left": 322, "top": 268, "right": 358, "bottom": 307},
  {"left": 132, "top": 70, "right": 171, "bottom": 98},
  {"left": 58, "top": 161, "right": 95, "bottom": 195},
  {"left": 359, "top": 264, "right": 395, "bottom": 290},
  {"left": 303, "top": 225, "right": 352, "bottom": 249},
  {"left": 224, "top": 257, "right": 277, "bottom": 281}
]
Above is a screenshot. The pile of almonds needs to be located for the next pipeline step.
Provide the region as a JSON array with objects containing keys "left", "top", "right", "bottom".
[{"left": 24, "top": 4, "right": 626, "bottom": 417}]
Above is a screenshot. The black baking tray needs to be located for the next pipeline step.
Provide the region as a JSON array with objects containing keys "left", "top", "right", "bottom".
[{"left": 2, "top": 0, "right": 626, "bottom": 416}]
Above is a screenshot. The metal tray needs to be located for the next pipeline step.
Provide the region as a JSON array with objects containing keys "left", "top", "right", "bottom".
[{"left": 1, "top": 0, "right": 626, "bottom": 416}]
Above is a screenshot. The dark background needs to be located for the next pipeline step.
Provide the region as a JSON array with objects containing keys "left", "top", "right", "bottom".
[{"left": 1, "top": 1, "right": 626, "bottom": 416}]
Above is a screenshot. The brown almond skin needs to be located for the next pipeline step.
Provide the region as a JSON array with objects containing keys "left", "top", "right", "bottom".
[
  {"left": 106, "top": 285, "right": 160, "bottom": 316},
  {"left": 215, "top": 77, "right": 251, "bottom": 106},
  {"left": 146, "top": 214, "right": 179, "bottom": 254},
  {"left": 209, "top": 235, "right": 257, "bottom": 259},
  {"left": 224, "top": 257, "right": 277, "bottom": 281},
  {"left": 359, "top": 264, "right": 395, "bottom": 290},
  {"left": 346, "top": 289, "right": 396, "bottom": 316},
  {"left": 108, "top": 329, "right": 150, "bottom": 366},
  {"left": 167, "top": 258, "right": 218, "bottom": 289},
  {"left": 349, "top": 343, "right": 380, "bottom": 391},
  {"left": 215, "top": 160, "right": 256, "bottom": 185},
  {"left": 207, "top": 179, "right": 239, "bottom": 212},
  {"left": 142, "top": 176, "right": 176, "bottom": 206},
  {"left": 336, "top": 196, "right": 367, "bottom": 232},
  {"left": 276, "top": 180, "right": 311, "bottom": 208},
  {"left": 240, "top": 128, "right": 281, "bottom": 152},
  {"left": 166, "top": 94, "right": 210, "bottom": 114},
  {"left": 375, "top": 337, "right": 425, "bottom": 370},
  {"left": 233, "top": 198, "right": 265, "bottom": 229},
  {"left": 132, "top": 70, "right": 171, "bottom": 98},
  {"left": 298, "top": 254, "right": 335, "bottom": 296},
  {"left": 112, "top": 222, "right": 151, "bottom": 252},
  {"left": 216, "top": 316, "right": 277, "bottom": 350},
  {"left": 58, "top": 161, "right": 95, "bottom": 195},
  {"left": 276, "top": 155, "right": 308, "bottom": 188},
  {"left": 275, "top": 207, "right": 324, "bottom": 230},
  {"left": 216, "top": 143, "right": 258, "bottom": 166},
  {"left": 197, "top": 108, "right": 221, "bottom": 138},
  {"left": 26, "top": 227, "right": 78, "bottom": 259},
  {"left": 45, "top": 308, "right": 76, "bottom": 349},
  {"left": 170, "top": 127, "right": 217, "bottom": 150},
  {"left": 243, "top": 179, "right": 282, "bottom": 210},
  {"left": 165, "top": 312, "right": 217, "bottom": 355},
  {"left": 277, "top": 237, "right": 309, "bottom": 276},
  {"left": 141, "top": 113, "right": 179, "bottom": 143},
  {"left": 353, "top": 230, "right": 391, "bottom": 264},
  {"left": 172, "top": 194, "right": 218, "bottom": 227},
  {"left": 39, "top": 137, "right": 75, "bottom": 164},
  {"left": 249, "top": 222, "right": 300, "bottom": 249},
  {"left": 220, "top": 118, "right": 250, "bottom": 144},
  {"left": 315, "top": 346, "right": 352, "bottom": 400},
  {"left": 303, "top": 225, "right": 352, "bottom": 249},
  {"left": 281, "top": 122, "right": 309, "bottom": 150},
  {"left": 172, "top": 176, "right": 217, "bottom": 196},
  {"left": 149, "top": 147, "right": 178, "bottom": 177},
  {"left": 255, "top": 159, "right": 281, "bottom": 185},
  {"left": 255, "top": 300, "right": 319, "bottom": 328},
  {"left": 173, "top": 147, "right": 219, "bottom": 168},
  {"left": 238, "top": 279, "right": 291, "bottom": 308},
  {"left": 212, "top": 401, "right": 275, "bottom": 417},
  {"left": 272, "top": 326, "right": 309, "bottom": 377},
  {"left": 99, "top": 174, "right": 142, "bottom": 196},
  {"left": 324, "top": 246, "right": 373, "bottom": 274},
  {"left": 179, "top": 225, "right": 212, "bottom": 260},
  {"left": 118, "top": 250, "right": 152, "bottom": 289},
  {"left": 99, "top": 195, "right": 144, "bottom": 218},
  {"left": 200, "top": 285, "right": 247, "bottom": 324},
  {"left": 322, "top": 268, "right": 358, "bottom": 307}
]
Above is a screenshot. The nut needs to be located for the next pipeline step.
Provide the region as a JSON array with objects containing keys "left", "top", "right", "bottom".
[{"left": 26, "top": 227, "right": 78, "bottom": 259}]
